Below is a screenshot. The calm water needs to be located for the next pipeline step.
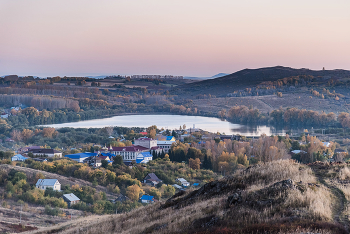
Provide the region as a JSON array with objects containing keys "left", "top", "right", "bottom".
[{"left": 43, "top": 114, "right": 288, "bottom": 136}]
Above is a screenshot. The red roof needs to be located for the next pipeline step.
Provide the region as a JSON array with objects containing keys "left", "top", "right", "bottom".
[
  {"left": 151, "top": 146, "right": 161, "bottom": 150},
  {"left": 140, "top": 132, "right": 148, "bottom": 135},
  {"left": 110, "top": 145, "right": 149, "bottom": 152}
]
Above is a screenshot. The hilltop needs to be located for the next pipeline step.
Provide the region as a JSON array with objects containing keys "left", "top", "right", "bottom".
[
  {"left": 24, "top": 160, "right": 350, "bottom": 234},
  {"left": 173, "top": 66, "right": 350, "bottom": 97}
]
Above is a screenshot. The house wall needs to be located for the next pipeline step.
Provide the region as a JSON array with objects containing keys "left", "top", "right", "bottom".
[
  {"left": 134, "top": 139, "right": 157, "bottom": 149},
  {"left": 157, "top": 143, "right": 172, "bottom": 153},
  {"left": 112, "top": 151, "right": 141, "bottom": 161}
]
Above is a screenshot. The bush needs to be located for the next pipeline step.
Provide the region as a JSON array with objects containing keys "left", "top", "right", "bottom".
[{"left": 44, "top": 205, "right": 60, "bottom": 216}]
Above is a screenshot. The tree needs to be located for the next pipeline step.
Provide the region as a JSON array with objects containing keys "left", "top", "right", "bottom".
[
  {"left": 113, "top": 155, "right": 123, "bottom": 166},
  {"left": 11, "top": 130, "right": 22, "bottom": 142},
  {"left": 202, "top": 154, "right": 212, "bottom": 170},
  {"left": 189, "top": 158, "right": 201, "bottom": 170},
  {"left": 101, "top": 160, "right": 108, "bottom": 168},
  {"left": 21, "top": 129, "right": 34, "bottom": 142},
  {"left": 149, "top": 188, "right": 161, "bottom": 200},
  {"left": 126, "top": 184, "right": 144, "bottom": 201},
  {"left": 42, "top": 128, "right": 58, "bottom": 138},
  {"left": 162, "top": 185, "right": 175, "bottom": 198}
]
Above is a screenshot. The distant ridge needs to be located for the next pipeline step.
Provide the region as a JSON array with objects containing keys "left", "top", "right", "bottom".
[
  {"left": 175, "top": 66, "right": 350, "bottom": 96},
  {"left": 184, "top": 73, "right": 228, "bottom": 80}
]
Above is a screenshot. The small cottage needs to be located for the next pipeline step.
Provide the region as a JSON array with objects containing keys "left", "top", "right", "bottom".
[
  {"left": 11, "top": 154, "right": 28, "bottom": 161},
  {"left": 143, "top": 173, "right": 162, "bottom": 186},
  {"left": 36, "top": 179, "right": 61, "bottom": 191},
  {"left": 140, "top": 195, "right": 156, "bottom": 204},
  {"left": 63, "top": 193, "right": 80, "bottom": 207},
  {"left": 176, "top": 178, "right": 190, "bottom": 187}
]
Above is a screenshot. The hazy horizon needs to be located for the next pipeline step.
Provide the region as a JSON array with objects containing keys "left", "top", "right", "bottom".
[{"left": 1, "top": 0, "right": 349, "bottom": 77}]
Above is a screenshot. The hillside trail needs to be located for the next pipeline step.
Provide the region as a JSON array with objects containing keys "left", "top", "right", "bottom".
[{"left": 311, "top": 164, "right": 350, "bottom": 233}]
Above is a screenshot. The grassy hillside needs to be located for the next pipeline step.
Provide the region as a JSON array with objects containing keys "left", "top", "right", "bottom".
[
  {"left": 173, "top": 66, "right": 350, "bottom": 97},
  {"left": 23, "top": 160, "right": 350, "bottom": 234}
]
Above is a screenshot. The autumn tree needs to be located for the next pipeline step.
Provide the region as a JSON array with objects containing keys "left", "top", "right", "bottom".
[
  {"left": 126, "top": 184, "right": 144, "bottom": 201},
  {"left": 189, "top": 158, "right": 201, "bottom": 170},
  {"left": 11, "top": 130, "right": 22, "bottom": 142},
  {"left": 42, "top": 128, "right": 58, "bottom": 138},
  {"left": 21, "top": 129, "right": 34, "bottom": 142}
]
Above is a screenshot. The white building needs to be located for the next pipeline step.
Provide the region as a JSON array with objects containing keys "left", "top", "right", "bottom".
[
  {"left": 109, "top": 145, "right": 149, "bottom": 162},
  {"left": 28, "top": 149, "right": 62, "bottom": 158},
  {"left": 36, "top": 179, "right": 61, "bottom": 191},
  {"left": 157, "top": 141, "right": 174, "bottom": 153}
]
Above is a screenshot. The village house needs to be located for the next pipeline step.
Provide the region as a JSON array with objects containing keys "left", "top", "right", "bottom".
[
  {"left": 172, "top": 184, "right": 183, "bottom": 190},
  {"left": 143, "top": 173, "right": 162, "bottom": 186},
  {"left": 62, "top": 193, "right": 80, "bottom": 207},
  {"left": 176, "top": 178, "right": 190, "bottom": 187},
  {"left": 36, "top": 179, "right": 61, "bottom": 191},
  {"left": 18, "top": 146, "right": 41, "bottom": 154},
  {"left": 334, "top": 148, "right": 348, "bottom": 161},
  {"left": 11, "top": 154, "right": 28, "bottom": 161},
  {"left": 64, "top": 152, "right": 97, "bottom": 163},
  {"left": 136, "top": 152, "right": 153, "bottom": 164},
  {"left": 140, "top": 194, "right": 156, "bottom": 204},
  {"left": 28, "top": 148, "right": 62, "bottom": 158},
  {"left": 109, "top": 145, "right": 149, "bottom": 162}
]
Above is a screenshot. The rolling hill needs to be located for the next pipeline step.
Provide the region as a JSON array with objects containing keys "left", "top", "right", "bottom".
[
  {"left": 173, "top": 66, "right": 350, "bottom": 97},
  {"left": 24, "top": 160, "right": 349, "bottom": 234}
]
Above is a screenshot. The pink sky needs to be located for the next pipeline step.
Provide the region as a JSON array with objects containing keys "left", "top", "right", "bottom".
[{"left": 0, "top": 0, "right": 349, "bottom": 77}]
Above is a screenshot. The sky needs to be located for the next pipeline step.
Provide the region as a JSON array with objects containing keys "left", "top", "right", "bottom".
[{"left": 0, "top": 0, "right": 349, "bottom": 77}]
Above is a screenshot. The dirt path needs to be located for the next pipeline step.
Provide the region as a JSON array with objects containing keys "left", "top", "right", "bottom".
[{"left": 312, "top": 165, "right": 349, "bottom": 233}]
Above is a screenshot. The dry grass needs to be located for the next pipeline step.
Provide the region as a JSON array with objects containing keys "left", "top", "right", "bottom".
[
  {"left": 285, "top": 186, "right": 332, "bottom": 220},
  {"left": 338, "top": 166, "right": 350, "bottom": 180},
  {"left": 23, "top": 160, "right": 341, "bottom": 234},
  {"left": 237, "top": 159, "right": 316, "bottom": 189}
]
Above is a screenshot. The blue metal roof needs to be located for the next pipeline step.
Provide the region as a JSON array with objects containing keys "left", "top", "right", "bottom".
[
  {"left": 166, "top": 136, "right": 174, "bottom": 141},
  {"left": 139, "top": 152, "right": 152, "bottom": 157},
  {"left": 36, "top": 179, "right": 59, "bottom": 187},
  {"left": 140, "top": 195, "right": 154, "bottom": 200},
  {"left": 193, "top": 183, "right": 199, "bottom": 186},
  {"left": 64, "top": 153, "right": 97, "bottom": 159},
  {"left": 12, "top": 154, "right": 28, "bottom": 161},
  {"left": 101, "top": 152, "right": 116, "bottom": 157}
]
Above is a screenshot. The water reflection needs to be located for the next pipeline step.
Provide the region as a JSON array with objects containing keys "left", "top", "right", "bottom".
[{"left": 43, "top": 114, "right": 289, "bottom": 136}]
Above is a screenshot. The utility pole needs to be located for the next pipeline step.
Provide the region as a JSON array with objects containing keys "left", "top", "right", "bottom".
[{"left": 20, "top": 204, "right": 22, "bottom": 224}]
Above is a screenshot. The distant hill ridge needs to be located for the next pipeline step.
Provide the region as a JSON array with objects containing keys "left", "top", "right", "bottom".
[{"left": 175, "top": 66, "right": 350, "bottom": 96}]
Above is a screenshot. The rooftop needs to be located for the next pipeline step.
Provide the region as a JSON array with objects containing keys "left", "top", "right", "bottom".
[
  {"left": 64, "top": 153, "right": 97, "bottom": 159},
  {"left": 140, "top": 195, "right": 154, "bottom": 200},
  {"left": 136, "top": 137, "right": 155, "bottom": 141},
  {"left": 36, "top": 179, "right": 59, "bottom": 187},
  {"left": 29, "top": 149, "right": 61, "bottom": 154},
  {"left": 110, "top": 145, "right": 149, "bottom": 152},
  {"left": 63, "top": 193, "right": 80, "bottom": 202}
]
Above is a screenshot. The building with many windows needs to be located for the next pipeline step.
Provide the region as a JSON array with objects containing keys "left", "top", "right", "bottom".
[
  {"left": 109, "top": 145, "right": 149, "bottom": 162},
  {"left": 157, "top": 141, "right": 174, "bottom": 153}
]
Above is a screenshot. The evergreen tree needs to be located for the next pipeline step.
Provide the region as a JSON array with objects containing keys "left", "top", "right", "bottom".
[{"left": 160, "top": 150, "right": 165, "bottom": 159}]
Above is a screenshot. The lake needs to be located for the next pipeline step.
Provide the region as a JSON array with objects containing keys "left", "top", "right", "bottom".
[{"left": 43, "top": 114, "right": 289, "bottom": 136}]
